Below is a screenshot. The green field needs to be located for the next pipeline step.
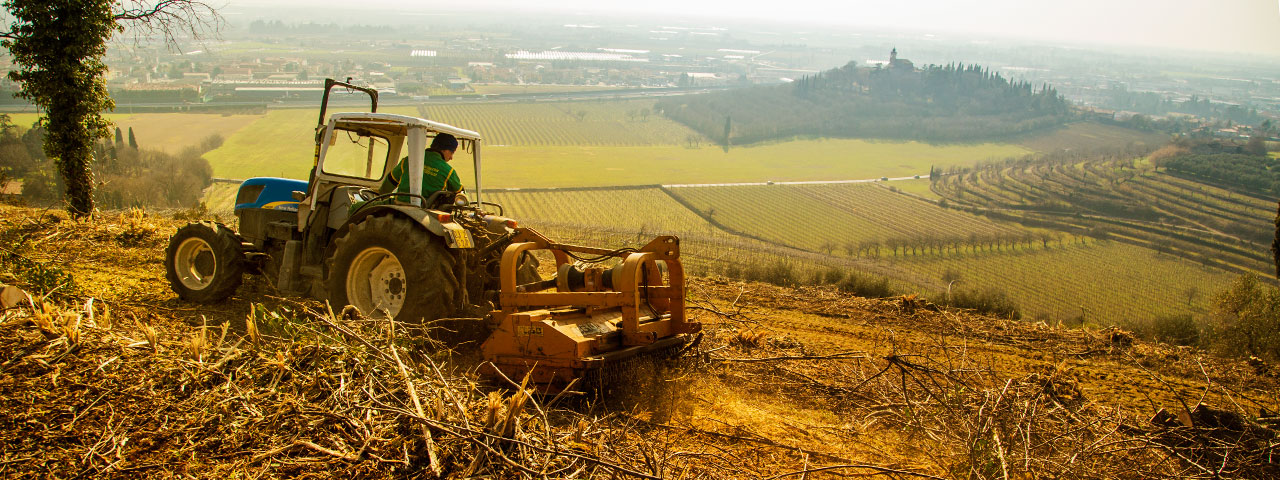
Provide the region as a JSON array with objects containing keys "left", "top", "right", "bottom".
[
  {"left": 475, "top": 179, "right": 1244, "bottom": 330},
  {"left": 485, "top": 187, "right": 718, "bottom": 235},
  {"left": 202, "top": 109, "right": 319, "bottom": 179},
  {"left": 113, "top": 113, "right": 260, "bottom": 153},
  {"left": 202, "top": 101, "right": 704, "bottom": 180},
  {"left": 886, "top": 178, "right": 942, "bottom": 200},
  {"left": 480, "top": 181, "right": 1239, "bottom": 329},
  {"left": 383, "top": 102, "right": 696, "bottom": 146},
  {"left": 470, "top": 140, "right": 1027, "bottom": 188},
  {"left": 3, "top": 113, "right": 41, "bottom": 128},
  {"left": 201, "top": 103, "right": 1030, "bottom": 185},
  {"left": 896, "top": 241, "right": 1234, "bottom": 326},
  {"left": 931, "top": 156, "right": 1274, "bottom": 273},
  {"left": 667, "top": 183, "right": 1026, "bottom": 252}
]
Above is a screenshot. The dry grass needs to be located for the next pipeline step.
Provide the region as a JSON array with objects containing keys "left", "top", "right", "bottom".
[{"left": 0, "top": 201, "right": 1277, "bottom": 478}]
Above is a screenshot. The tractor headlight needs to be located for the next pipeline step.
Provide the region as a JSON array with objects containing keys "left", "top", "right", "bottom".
[{"left": 453, "top": 192, "right": 469, "bottom": 207}]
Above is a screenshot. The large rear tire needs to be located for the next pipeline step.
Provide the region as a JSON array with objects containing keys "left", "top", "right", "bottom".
[
  {"left": 164, "top": 222, "right": 245, "bottom": 302},
  {"left": 326, "top": 215, "right": 458, "bottom": 322}
]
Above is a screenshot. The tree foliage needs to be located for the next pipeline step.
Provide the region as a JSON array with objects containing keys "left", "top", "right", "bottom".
[
  {"left": 1162, "top": 139, "right": 1277, "bottom": 196},
  {"left": 2, "top": 0, "right": 117, "bottom": 217},
  {"left": 1272, "top": 200, "right": 1279, "bottom": 278},
  {"left": 657, "top": 61, "right": 1071, "bottom": 145},
  {"left": 1206, "top": 274, "right": 1280, "bottom": 362},
  {"left": 18, "top": 129, "right": 218, "bottom": 209},
  {"left": 0, "top": 0, "right": 218, "bottom": 217},
  {"left": 1104, "top": 88, "right": 1263, "bottom": 125}
]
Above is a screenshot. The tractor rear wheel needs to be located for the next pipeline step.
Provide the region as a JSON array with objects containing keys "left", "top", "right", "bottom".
[
  {"left": 164, "top": 222, "right": 245, "bottom": 302},
  {"left": 327, "top": 215, "right": 458, "bottom": 322}
]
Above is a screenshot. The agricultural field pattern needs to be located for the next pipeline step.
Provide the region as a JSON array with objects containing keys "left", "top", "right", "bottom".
[{"left": 183, "top": 100, "right": 1256, "bottom": 331}]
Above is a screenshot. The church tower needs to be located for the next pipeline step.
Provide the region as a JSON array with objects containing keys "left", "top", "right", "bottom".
[{"left": 890, "top": 47, "right": 898, "bottom": 64}]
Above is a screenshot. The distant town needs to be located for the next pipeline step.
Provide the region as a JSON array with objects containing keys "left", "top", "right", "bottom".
[{"left": 0, "top": 11, "right": 1276, "bottom": 133}]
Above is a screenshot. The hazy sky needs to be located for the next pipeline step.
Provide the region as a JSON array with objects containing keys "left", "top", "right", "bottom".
[{"left": 241, "top": 0, "right": 1280, "bottom": 57}]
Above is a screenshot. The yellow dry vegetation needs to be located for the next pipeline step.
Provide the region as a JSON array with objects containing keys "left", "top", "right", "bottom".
[
  {"left": 110, "top": 113, "right": 261, "bottom": 153},
  {"left": 1, "top": 202, "right": 1275, "bottom": 478},
  {"left": 201, "top": 182, "right": 240, "bottom": 213},
  {"left": 4, "top": 112, "right": 260, "bottom": 154}
]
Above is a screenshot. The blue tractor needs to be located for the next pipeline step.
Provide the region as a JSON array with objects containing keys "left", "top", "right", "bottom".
[
  {"left": 162, "top": 79, "right": 699, "bottom": 390},
  {"left": 164, "top": 79, "right": 513, "bottom": 322}
]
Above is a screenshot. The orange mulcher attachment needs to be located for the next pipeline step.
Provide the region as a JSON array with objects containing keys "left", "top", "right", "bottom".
[{"left": 480, "top": 228, "right": 701, "bottom": 392}]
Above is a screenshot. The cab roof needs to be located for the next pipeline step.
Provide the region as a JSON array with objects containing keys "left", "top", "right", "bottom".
[{"left": 328, "top": 112, "right": 482, "bottom": 141}]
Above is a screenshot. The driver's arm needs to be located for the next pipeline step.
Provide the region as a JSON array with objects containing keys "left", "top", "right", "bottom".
[
  {"left": 379, "top": 158, "right": 405, "bottom": 194},
  {"left": 445, "top": 166, "right": 463, "bottom": 193}
]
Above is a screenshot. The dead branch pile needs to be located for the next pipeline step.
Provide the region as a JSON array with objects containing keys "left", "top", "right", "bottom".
[
  {"left": 0, "top": 298, "right": 705, "bottom": 479},
  {"left": 692, "top": 278, "right": 1279, "bottom": 392},
  {"left": 1149, "top": 404, "right": 1279, "bottom": 478},
  {"left": 697, "top": 284, "right": 1280, "bottom": 479}
]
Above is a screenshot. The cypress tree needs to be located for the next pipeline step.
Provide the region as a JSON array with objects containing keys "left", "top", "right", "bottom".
[
  {"left": 127, "top": 126, "right": 137, "bottom": 149},
  {"left": 722, "top": 116, "right": 731, "bottom": 152},
  {"left": 1273, "top": 200, "right": 1280, "bottom": 278}
]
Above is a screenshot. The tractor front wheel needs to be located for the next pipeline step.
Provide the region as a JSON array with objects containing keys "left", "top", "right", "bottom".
[
  {"left": 327, "top": 215, "right": 458, "bottom": 322},
  {"left": 164, "top": 222, "right": 245, "bottom": 302}
]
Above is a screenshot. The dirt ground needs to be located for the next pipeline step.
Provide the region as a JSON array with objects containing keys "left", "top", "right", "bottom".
[{"left": 1, "top": 202, "right": 1276, "bottom": 479}]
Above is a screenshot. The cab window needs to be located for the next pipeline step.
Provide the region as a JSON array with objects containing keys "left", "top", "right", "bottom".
[{"left": 322, "top": 129, "right": 390, "bottom": 180}]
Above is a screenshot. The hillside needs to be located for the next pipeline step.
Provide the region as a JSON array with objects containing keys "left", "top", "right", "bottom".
[
  {"left": 930, "top": 155, "right": 1275, "bottom": 274},
  {"left": 0, "top": 202, "right": 1276, "bottom": 478},
  {"left": 656, "top": 60, "right": 1071, "bottom": 146}
]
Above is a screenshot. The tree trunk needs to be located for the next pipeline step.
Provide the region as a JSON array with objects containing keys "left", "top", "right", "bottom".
[{"left": 47, "top": 81, "right": 98, "bottom": 218}]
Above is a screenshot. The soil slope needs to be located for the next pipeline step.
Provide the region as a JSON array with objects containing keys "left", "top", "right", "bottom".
[{"left": 0, "top": 202, "right": 1276, "bottom": 479}]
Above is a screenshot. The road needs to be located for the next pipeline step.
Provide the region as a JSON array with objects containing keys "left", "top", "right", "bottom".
[{"left": 663, "top": 175, "right": 928, "bottom": 188}]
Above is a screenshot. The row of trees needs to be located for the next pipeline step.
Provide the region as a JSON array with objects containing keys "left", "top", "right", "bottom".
[
  {"left": 1160, "top": 138, "right": 1276, "bottom": 195},
  {"left": 656, "top": 60, "right": 1072, "bottom": 146},
  {"left": 8, "top": 114, "right": 217, "bottom": 210},
  {"left": 247, "top": 20, "right": 392, "bottom": 35},
  {"left": 1104, "top": 86, "right": 1265, "bottom": 126},
  {"left": 932, "top": 148, "right": 1274, "bottom": 273},
  {"left": 816, "top": 231, "right": 1078, "bottom": 258}
]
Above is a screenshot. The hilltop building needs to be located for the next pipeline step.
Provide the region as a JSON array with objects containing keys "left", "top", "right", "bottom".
[{"left": 889, "top": 47, "right": 914, "bottom": 71}]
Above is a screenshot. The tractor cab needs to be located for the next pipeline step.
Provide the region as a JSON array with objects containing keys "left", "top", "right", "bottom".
[{"left": 300, "top": 112, "right": 485, "bottom": 237}]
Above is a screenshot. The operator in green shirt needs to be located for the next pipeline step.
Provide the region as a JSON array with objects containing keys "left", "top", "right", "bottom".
[
  {"left": 350, "top": 133, "right": 463, "bottom": 215},
  {"left": 380, "top": 132, "right": 463, "bottom": 200}
]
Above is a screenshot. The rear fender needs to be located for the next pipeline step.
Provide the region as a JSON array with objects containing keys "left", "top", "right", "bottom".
[{"left": 341, "top": 204, "right": 475, "bottom": 249}]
